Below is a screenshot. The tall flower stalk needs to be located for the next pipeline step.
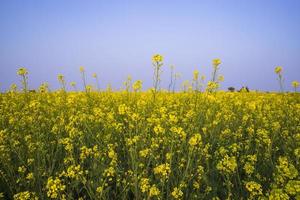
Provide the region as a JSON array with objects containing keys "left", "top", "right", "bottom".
[
  {"left": 152, "top": 54, "right": 163, "bottom": 99},
  {"left": 132, "top": 80, "right": 142, "bottom": 92},
  {"left": 123, "top": 75, "right": 132, "bottom": 92},
  {"left": 207, "top": 59, "right": 221, "bottom": 92},
  {"left": 70, "top": 82, "right": 77, "bottom": 91},
  {"left": 93, "top": 73, "right": 100, "bottom": 91},
  {"left": 275, "top": 66, "right": 284, "bottom": 93},
  {"left": 57, "top": 74, "right": 66, "bottom": 91},
  {"left": 168, "top": 65, "right": 174, "bottom": 92},
  {"left": 193, "top": 70, "right": 200, "bottom": 92},
  {"left": 211, "top": 59, "right": 221, "bottom": 82},
  {"left": 80, "top": 66, "right": 87, "bottom": 92},
  {"left": 173, "top": 73, "right": 181, "bottom": 93},
  {"left": 292, "top": 81, "right": 299, "bottom": 92},
  {"left": 17, "top": 67, "right": 29, "bottom": 93}
]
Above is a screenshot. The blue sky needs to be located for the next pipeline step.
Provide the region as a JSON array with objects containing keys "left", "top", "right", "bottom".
[{"left": 0, "top": 0, "right": 299, "bottom": 91}]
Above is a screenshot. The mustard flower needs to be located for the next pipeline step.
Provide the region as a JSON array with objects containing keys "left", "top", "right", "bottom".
[
  {"left": 292, "top": 81, "right": 299, "bottom": 91},
  {"left": 171, "top": 187, "right": 183, "bottom": 199},
  {"left": 152, "top": 54, "right": 163, "bottom": 63},
  {"left": 216, "top": 155, "right": 237, "bottom": 174},
  {"left": 245, "top": 181, "right": 263, "bottom": 197},
  {"left": 132, "top": 80, "right": 142, "bottom": 92},
  {"left": 79, "top": 66, "right": 85, "bottom": 72},
  {"left": 275, "top": 66, "right": 282, "bottom": 74},
  {"left": 154, "top": 163, "right": 171, "bottom": 178},
  {"left": 13, "top": 191, "right": 38, "bottom": 200},
  {"left": 140, "top": 178, "right": 150, "bottom": 193},
  {"left": 149, "top": 185, "right": 160, "bottom": 197},
  {"left": 46, "top": 177, "right": 66, "bottom": 199},
  {"left": 212, "top": 58, "right": 221, "bottom": 67},
  {"left": 17, "top": 67, "right": 28, "bottom": 76}
]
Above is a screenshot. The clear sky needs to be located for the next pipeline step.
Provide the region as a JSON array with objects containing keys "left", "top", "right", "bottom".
[{"left": 0, "top": 0, "right": 299, "bottom": 91}]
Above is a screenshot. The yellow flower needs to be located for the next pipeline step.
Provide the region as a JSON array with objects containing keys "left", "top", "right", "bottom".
[
  {"left": 171, "top": 187, "right": 183, "bottom": 199},
  {"left": 193, "top": 181, "right": 200, "bottom": 189},
  {"left": 70, "top": 81, "right": 76, "bottom": 87},
  {"left": 285, "top": 180, "right": 300, "bottom": 195},
  {"left": 139, "top": 148, "right": 150, "bottom": 158},
  {"left": 188, "top": 133, "right": 202, "bottom": 147},
  {"left": 80, "top": 146, "right": 93, "bottom": 160},
  {"left": 218, "top": 75, "right": 224, "bottom": 82},
  {"left": 243, "top": 155, "right": 257, "bottom": 175},
  {"left": 118, "top": 104, "right": 129, "bottom": 115},
  {"left": 126, "top": 136, "right": 140, "bottom": 146},
  {"left": 46, "top": 177, "right": 66, "bottom": 199},
  {"left": 96, "top": 186, "right": 103, "bottom": 193},
  {"left": 244, "top": 163, "right": 255, "bottom": 175},
  {"left": 152, "top": 54, "right": 163, "bottom": 63},
  {"left": 154, "top": 163, "right": 171, "bottom": 178},
  {"left": 57, "top": 74, "right": 64, "bottom": 82},
  {"left": 140, "top": 178, "right": 150, "bottom": 193},
  {"left": 65, "top": 164, "right": 83, "bottom": 180},
  {"left": 193, "top": 70, "right": 199, "bottom": 80},
  {"left": 216, "top": 155, "right": 237, "bottom": 174},
  {"left": 86, "top": 85, "right": 93, "bottom": 92},
  {"left": 275, "top": 66, "right": 282, "bottom": 74},
  {"left": 108, "top": 148, "right": 117, "bottom": 160},
  {"left": 269, "top": 189, "right": 289, "bottom": 200},
  {"left": 292, "top": 81, "right": 299, "bottom": 89},
  {"left": 206, "top": 81, "right": 219, "bottom": 91},
  {"left": 149, "top": 185, "right": 160, "bottom": 197},
  {"left": 212, "top": 58, "right": 221, "bottom": 67},
  {"left": 79, "top": 66, "right": 85, "bottom": 72},
  {"left": 10, "top": 83, "right": 17, "bottom": 91},
  {"left": 154, "top": 124, "right": 165, "bottom": 135},
  {"left": 17, "top": 67, "right": 28, "bottom": 76},
  {"left": 92, "top": 73, "right": 97, "bottom": 78},
  {"left": 18, "top": 166, "right": 26, "bottom": 174},
  {"left": 245, "top": 181, "right": 262, "bottom": 197},
  {"left": 132, "top": 80, "right": 143, "bottom": 92},
  {"left": 26, "top": 172, "right": 34, "bottom": 180},
  {"left": 170, "top": 126, "right": 186, "bottom": 139},
  {"left": 104, "top": 166, "right": 115, "bottom": 177},
  {"left": 274, "top": 156, "right": 298, "bottom": 185},
  {"left": 13, "top": 191, "right": 38, "bottom": 200}
]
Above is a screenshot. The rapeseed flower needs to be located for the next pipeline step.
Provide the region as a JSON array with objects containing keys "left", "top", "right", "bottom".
[
  {"left": 154, "top": 163, "right": 171, "bottom": 178},
  {"left": 275, "top": 66, "right": 282, "bottom": 74},
  {"left": 171, "top": 187, "right": 183, "bottom": 199},
  {"left": 216, "top": 155, "right": 237, "bottom": 174},
  {"left": 152, "top": 54, "right": 163, "bottom": 63},
  {"left": 212, "top": 58, "right": 221, "bottom": 67},
  {"left": 79, "top": 66, "right": 85, "bottom": 72},
  {"left": 46, "top": 177, "right": 66, "bottom": 199},
  {"left": 292, "top": 81, "right": 299, "bottom": 91},
  {"left": 149, "top": 185, "right": 160, "bottom": 197},
  {"left": 17, "top": 67, "right": 28, "bottom": 76}
]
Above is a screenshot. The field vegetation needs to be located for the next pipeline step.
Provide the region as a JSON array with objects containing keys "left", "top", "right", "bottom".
[{"left": 0, "top": 55, "right": 299, "bottom": 199}]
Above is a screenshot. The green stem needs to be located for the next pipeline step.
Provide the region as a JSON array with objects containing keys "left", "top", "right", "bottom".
[{"left": 82, "top": 71, "right": 87, "bottom": 92}]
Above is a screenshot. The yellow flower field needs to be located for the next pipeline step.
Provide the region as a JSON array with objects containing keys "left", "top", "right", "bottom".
[
  {"left": 0, "top": 90, "right": 299, "bottom": 199},
  {"left": 0, "top": 56, "right": 299, "bottom": 199}
]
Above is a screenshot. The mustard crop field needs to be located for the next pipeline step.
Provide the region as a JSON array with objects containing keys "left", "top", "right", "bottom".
[{"left": 0, "top": 56, "right": 300, "bottom": 200}]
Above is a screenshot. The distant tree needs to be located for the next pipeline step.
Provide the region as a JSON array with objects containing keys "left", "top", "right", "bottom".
[{"left": 228, "top": 87, "right": 235, "bottom": 92}]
